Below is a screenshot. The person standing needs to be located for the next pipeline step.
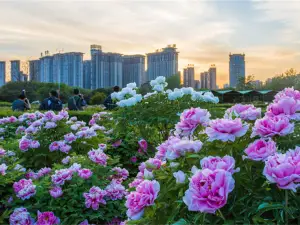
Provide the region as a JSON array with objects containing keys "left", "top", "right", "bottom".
[
  {"left": 39, "top": 90, "right": 63, "bottom": 111},
  {"left": 68, "top": 89, "right": 87, "bottom": 111},
  {"left": 12, "top": 94, "right": 31, "bottom": 111}
]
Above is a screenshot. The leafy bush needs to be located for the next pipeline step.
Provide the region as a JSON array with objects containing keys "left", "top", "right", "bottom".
[{"left": 90, "top": 92, "right": 107, "bottom": 105}]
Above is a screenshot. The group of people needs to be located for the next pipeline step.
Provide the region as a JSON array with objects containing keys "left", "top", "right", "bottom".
[
  {"left": 12, "top": 89, "right": 87, "bottom": 112},
  {"left": 12, "top": 86, "right": 121, "bottom": 112}
]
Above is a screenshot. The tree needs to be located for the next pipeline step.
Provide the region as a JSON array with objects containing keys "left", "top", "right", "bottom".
[
  {"left": 90, "top": 92, "right": 107, "bottom": 105},
  {"left": 166, "top": 74, "right": 181, "bottom": 90},
  {"left": 264, "top": 68, "right": 299, "bottom": 91},
  {"left": 236, "top": 75, "right": 255, "bottom": 90}
]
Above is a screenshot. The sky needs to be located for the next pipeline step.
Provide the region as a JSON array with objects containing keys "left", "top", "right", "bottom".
[{"left": 0, "top": 0, "right": 300, "bottom": 87}]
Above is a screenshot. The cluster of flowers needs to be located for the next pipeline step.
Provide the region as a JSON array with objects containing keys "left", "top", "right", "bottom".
[
  {"left": 10, "top": 208, "right": 60, "bottom": 225},
  {"left": 88, "top": 145, "right": 108, "bottom": 166},
  {"left": 88, "top": 111, "right": 110, "bottom": 128},
  {"left": 224, "top": 104, "right": 261, "bottom": 121},
  {"left": 111, "top": 82, "right": 143, "bottom": 107},
  {"left": 150, "top": 76, "right": 168, "bottom": 92},
  {"left": 13, "top": 179, "right": 36, "bottom": 200},
  {"left": 25, "top": 167, "right": 52, "bottom": 180},
  {"left": 19, "top": 137, "right": 40, "bottom": 152}
]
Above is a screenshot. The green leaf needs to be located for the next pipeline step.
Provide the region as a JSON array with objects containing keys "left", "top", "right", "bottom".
[{"left": 172, "top": 218, "right": 189, "bottom": 225}]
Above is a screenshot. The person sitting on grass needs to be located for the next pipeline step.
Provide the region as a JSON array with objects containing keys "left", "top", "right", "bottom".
[
  {"left": 103, "top": 86, "right": 120, "bottom": 110},
  {"left": 39, "top": 90, "right": 63, "bottom": 111},
  {"left": 12, "top": 94, "right": 31, "bottom": 111},
  {"left": 68, "top": 89, "right": 87, "bottom": 111}
]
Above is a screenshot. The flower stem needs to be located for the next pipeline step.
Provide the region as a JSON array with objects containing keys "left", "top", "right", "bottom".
[
  {"left": 285, "top": 190, "right": 288, "bottom": 225},
  {"left": 202, "top": 213, "right": 206, "bottom": 224},
  {"left": 218, "top": 209, "right": 225, "bottom": 221}
]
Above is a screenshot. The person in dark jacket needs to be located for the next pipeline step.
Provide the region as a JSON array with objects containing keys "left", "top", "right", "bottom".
[
  {"left": 39, "top": 90, "right": 63, "bottom": 111},
  {"left": 68, "top": 89, "right": 87, "bottom": 111},
  {"left": 103, "top": 86, "right": 120, "bottom": 110},
  {"left": 12, "top": 94, "right": 31, "bottom": 111}
]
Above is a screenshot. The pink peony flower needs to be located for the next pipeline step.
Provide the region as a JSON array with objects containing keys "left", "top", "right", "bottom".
[
  {"left": 175, "top": 107, "right": 211, "bottom": 136},
  {"left": 138, "top": 139, "right": 148, "bottom": 152},
  {"left": 112, "top": 139, "right": 122, "bottom": 148},
  {"left": 129, "top": 179, "right": 144, "bottom": 188},
  {"left": 111, "top": 167, "right": 129, "bottom": 181},
  {"left": 144, "top": 158, "right": 162, "bottom": 171},
  {"left": 200, "top": 155, "right": 240, "bottom": 174},
  {"left": 155, "top": 136, "right": 181, "bottom": 160},
  {"left": 125, "top": 180, "right": 160, "bottom": 220},
  {"left": 243, "top": 138, "right": 277, "bottom": 161},
  {"left": 19, "top": 138, "right": 32, "bottom": 152},
  {"left": 106, "top": 218, "right": 122, "bottom": 225},
  {"left": 49, "top": 186, "right": 63, "bottom": 198},
  {"left": 263, "top": 148, "right": 300, "bottom": 192},
  {"left": 0, "top": 148, "right": 6, "bottom": 156},
  {"left": 9, "top": 116, "right": 18, "bottom": 123},
  {"left": 61, "top": 156, "right": 70, "bottom": 164},
  {"left": 25, "top": 126, "right": 38, "bottom": 134},
  {"left": 206, "top": 118, "right": 249, "bottom": 142},
  {"left": 69, "top": 163, "right": 81, "bottom": 172},
  {"left": 173, "top": 170, "right": 186, "bottom": 183},
  {"left": 225, "top": 104, "right": 261, "bottom": 121},
  {"left": 89, "top": 118, "right": 96, "bottom": 126},
  {"left": 44, "top": 111, "right": 55, "bottom": 120},
  {"left": 251, "top": 115, "right": 294, "bottom": 138},
  {"left": 37, "top": 167, "right": 52, "bottom": 178},
  {"left": 183, "top": 169, "right": 235, "bottom": 213},
  {"left": 36, "top": 211, "right": 60, "bottom": 225},
  {"left": 51, "top": 169, "right": 73, "bottom": 185},
  {"left": 44, "top": 121, "right": 57, "bottom": 129},
  {"left": 130, "top": 156, "right": 137, "bottom": 163},
  {"left": 30, "top": 140, "right": 40, "bottom": 149},
  {"left": 16, "top": 126, "right": 26, "bottom": 134},
  {"left": 13, "top": 179, "right": 36, "bottom": 200},
  {"left": 49, "top": 141, "right": 60, "bottom": 152},
  {"left": 105, "top": 180, "right": 127, "bottom": 200},
  {"left": 78, "top": 169, "right": 93, "bottom": 179},
  {"left": 166, "top": 139, "right": 203, "bottom": 160},
  {"left": 98, "top": 143, "right": 107, "bottom": 150},
  {"left": 78, "top": 220, "right": 89, "bottom": 225},
  {"left": 88, "top": 149, "right": 108, "bottom": 166},
  {"left": 0, "top": 163, "right": 8, "bottom": 175},
  {"left": 59, "top": 143, "right": 72, "bottom": 154},
  {"left": 274, "top": 87, "right": 300, "bottom": 103},
  {"left": 83, "top": 186, "right": 107, "bottom": 210},
  {"left": 64, "top": 133, "right": 77, "bottom": 143},
  {"left": 10, "top": 207, "right": 35, "bottom": 225},
  {"left": 266, "top": 96, "right": 300, "bottom": 120}
]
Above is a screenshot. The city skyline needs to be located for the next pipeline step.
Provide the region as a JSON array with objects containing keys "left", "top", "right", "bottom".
[{"left": 0, "top": 0, "right": 300, "bottom": 86}]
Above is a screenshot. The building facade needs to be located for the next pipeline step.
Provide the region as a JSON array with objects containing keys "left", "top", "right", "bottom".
[
  {"left": 123, "top": 55, "right": 146, "bottom": 87},
  {"left": 10, "top": 60, "right": 29, "bottom": 82},
  {"left": 40, "top": 55, "right": 53, "bottom": 83},
  {"left": 208, "top": 64, "right": 217, "bottom": 90},
  {"left": 183, "top": 64, "right": 195, "bottom": 87},
  {"left": 229, "top": 53, "right": 245, "bottom": 87},
  {"left": 83, "top": 60, "right": 92, "bottom": 89},
  {"left": 29, "top": 60, "right": 40, "bottom": 81},
  {"left": 91, "top": 45, "right": 123, "bottom": 89},
  {"left": 146, "top": 44, "right": 178, "bottom": 81},
  {"left": 0, "top": 61, "right": 5, "bottom": 87}
]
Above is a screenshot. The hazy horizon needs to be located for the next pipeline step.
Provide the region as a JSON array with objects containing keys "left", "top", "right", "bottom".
[{"left": 0, "top": 0, "right": 299, "bottom": 86}]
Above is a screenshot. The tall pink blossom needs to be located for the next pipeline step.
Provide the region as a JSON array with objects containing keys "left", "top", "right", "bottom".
[
  {"left": 274, "top": 87, "right": 300, "bottom": 103},
  {"left": 243, "top": 138, "right": 277, "bottom": 161},
  {"left": 88, "top": 149, "right": 108, "bottom": 166},
  {"left": 251, "top": 115, "right": 294, "bottom": 138},
  {"left": 78, "top": 169, "right": 93, "bottom": 179},
  {"left": 175, "top": 107, "right": 211, "bottom": 136},
  {"left": 206, "top": 118, "right": 249, "bottom": 142},
  {"left": 266, "top": 96, "right": 300, "bottom": 120},
  {"left": 13, "top": 179, "right": 36, "bottom": 200},
  {"left": 10, "top": 207, "right": 35, "bottom": 225},
  {"left": 183, "top": 169, "right": 235, "bottom": 213},
  {"left": 105, "top": 180, "right": 127, "bottom": 200},
  {"left": 83, "top": 186, "right": 107, "bottom": 210},
  {"left": 19, "top": 138, "right": 32, "bottom": 152},
  {"left": 49, "top": 186, "right": 63, "bottom": 198},
  {"left": 225, "top": 104, "right": 261, "bottom": 121},
  {"left": 166, "top": 139, "right": 203, "bottom": 160},
  {"left": 51, "top": 169, "right": 73, "bottom": 186},
  {"left": 36, "top": 211, "right": 60, "bottom": 225},
  {"left": 200, "top": 155, "right": 239, "bottom": 174},
  {"left": 111, "top": 167, "right": 129, "bottom": 181}
]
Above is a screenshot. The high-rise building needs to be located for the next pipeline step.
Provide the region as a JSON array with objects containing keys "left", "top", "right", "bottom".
[
  {"left": 91, "top": 45, "right": 123, "bottom": 89},
  {"left": 229, "top": 53, "right": 245, "bottom": 87},
  {"left": 208, "top": 64, "right": 217, "bottom": 90},
  {"left": 0, "top": 61, "right": 5, "bottom": 87},
  {"left": 40, "top": 54, "right": 53, "bottom": 83},
  {"left": 146, "top": 44, "right": 179, "bottom": 81},
  {"left": 83, "top": 60, "right": 92, "bottom": 89},
  {"left": 195, "top": 80, "right": 200, "bottom": 89},
  {"left": 29, "top": 60, "right": 40, "bottom": 81},
  {"left": 200, "top": 72, "right": 205, "bottom": 89},
  {"left": 123, "top": 55, "right": 146, "bottom": 87},
  {"left": 183, "top": 64, "right": 195, "bottom": 87},
  {"left": 10, "top": 60, "right": 29, "bottom": 82},
  {"left": 204, "top": 71, "right": 209, "bottom": 89}
]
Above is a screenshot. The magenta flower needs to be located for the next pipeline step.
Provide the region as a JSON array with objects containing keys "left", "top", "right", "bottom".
[
  {"left": 129, "top": 179, "right": 144, "bottom": 188},
  {"left": 16, "top": 126, "right": 26, "bottom": 135},
  {"left": 51, "top": 115, "right": 64, "bottom": 122},
  {"left": 0, "top": 163, "right": 8, "bottom": 175},
  {"left": 88, "top": 149, "right": 108, "bottom": 166},
  {"left": 263, "top": 148, "right": 300, "bottom": 192},
  {"left": 175, "top": 107, "right": 211, "bottom": 136},
  {"left": 83, "top": 186, "right": 107, "bottom": 210},
  {"left": 112, "top": 139, "right": 122, "bottom": 148},
  {"left": 225, "top": 104, "right": 261, "bottom": 121},
  {"left": 266, "top": 96, "right": 300, "bottom": 120},
  {"left": 44, "top": 111, "right": 56, "bottom": 121},
  {"left": 106, "top": 218, "right": 122, "bottom": 225},
  {"left": 9, "top": 116, "right": 18, "bottom": 123},
  {"left": 59, "top": 143, "right": 72, "bottom": 154},
  {"left": 69, "top": 163, "right": 81, "bottom": 172},
  {"left": 49, "top": 141, "right": 60, "bottom": 152},
  {"left": 19, "top": 138, "right": 32, "bottom": 152},
  {"left": 37, "top": 167, "right": 52, "bottom": 178},
  {"left": 154, "top": 136, "right": 181, "bottom": 160},
  {"left": 61, "top": 156, "right": 71, "bottom": 164},
  {"left": 111, "top": 167, "right": 129, "bottom": 181},
  {"left": 138, "top": 139, "right": 148, "bottom": 152},
  {"left": 10, "top": 207, "right": 35, "bottom": 225},
  {"left": 32, "top": 120, "right": 43, "bottom": 127},
  {"left": 243, "top": 138, "right": 277, "bottom": 161},
  {"left": 13, "top": 179, "right": 36, "bottom": 200},
  {"left": 145, "top": 158, "right": 162, "bottom": 171},
  {"left": 183, "top": 169, "right": 235, "bottom": 213},
  {"left": 78, "top": 169, "right": 93, "bottom": 179},
  {"left": 251, "top": 115, "right": 294, "bottom": 138},
  {"left": 206, "top": 118, "right": 249, "bottom": 142},
  {"left": 78, "top": 220, "right": 89, "bottom": 225},
  {"left": 105, "top": 180, "right": 127, "bottom": 200},
  {"left": 0, "top": 148, "right": 6, "bottom": 156},
  {"left": 36, "top": 211, "right": 60, "bottom": 225},
  {"left": 274, "top": 87, "right": 300, "bottom": 103},
  {"left": 98, "top": 143, "right": 107, "bottom": 150},
  {"left": 64, "top": 133, "right": 77, "bottom": 143},
  {"left": 51, "top": 169, "right": 73, "bottom": 185},
  {"left": 49, "top": 186, "right": 63, "bottom": 198},
  {"left": 58, "top": 110, "right": 69, "bottom": 119},
  {"left": 200, "top": 155, "right": 240, "bottom": 174},
  {"left": 30, "top": 140, "right": 40, "bottom": 149},
  {"left": 173, "top": 170, "right": 186, "bottom": 183},
  {"left": 130, "top": 156, "right": 137, "bottom": 163},
  {"left": 166, "top": 139, "right": 203, "bottom": 160},
  {"left": 44, "top": 121, "right": 57, "bottom": 129}
]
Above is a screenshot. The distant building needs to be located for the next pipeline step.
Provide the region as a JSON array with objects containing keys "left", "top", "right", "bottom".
[
  {"left": 91, "top": 45, "right": 123, "bottom": 89},
  {"left": 146, "top": 44, "right": 179, "bottom": 81},
  {"left": 200, "top": 72, "right": 206, "bottom": 89},
  {"left": 251, "top": 80, "right": 263, "bottom": 89},
  {"left": 208, "top": 64, "right": 217, "bottom": 90},
  {"left": 29, "top": 60, "right": 40, "bottom": 81},
  {"left": 223, "top": 83, "right": 229, "bottom": 88},
  {"left": 265, "top": 78, "right": 272, "bottom": 85},
  {"left": 83, "top": 60, "right": 92, "bottom": 89},
  {"left": 204, "top": 71, "right": 209, "bottom": 89},
  {"left": 10, "top": 60, "right": 28, "bottom": 82},
  {"left": 40, "top": 53, "right": 54, "bottom": 83},
  {"left": 0, "top": 61, "right": 6, "bottom": 87},
  {"left": 183, "top": 64, "right": 195, "bottom": 87},
  {"left": 195, "top": 80, "right": 200, "bottom": 89},
  {"left": 229, "top": 53, "right": 245, "bottom": 87},
  {"left": 123, "top": 55, "right": 146, "bottom": 87}
]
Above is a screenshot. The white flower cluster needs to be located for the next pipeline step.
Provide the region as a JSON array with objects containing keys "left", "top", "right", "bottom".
[
  {"left": 111, "top": 82, "right": 142, "bottom": 107},
  {"left": 150, "top": 76, "right": 168, "bottom": 92}
]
